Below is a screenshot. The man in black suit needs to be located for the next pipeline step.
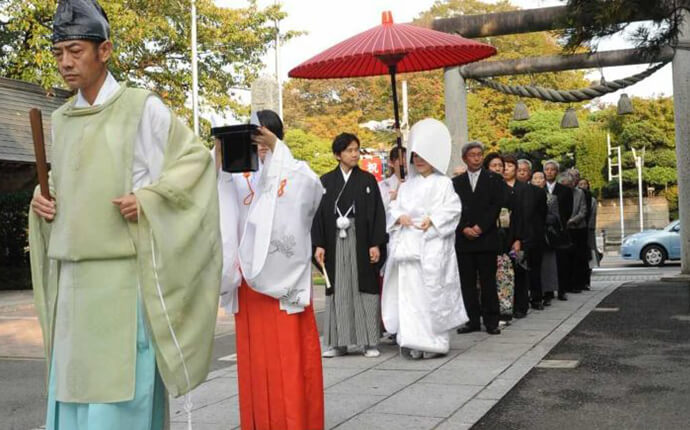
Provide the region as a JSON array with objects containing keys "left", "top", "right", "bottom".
[
  {"left": 453, "top": 142, "right": 504, "bottom": 335},
  {"left": 544, "top": 160, "right": 573, "bottom": 301},
  {"left": 516, "top": 159, "right": 548, "bottom": 312}
]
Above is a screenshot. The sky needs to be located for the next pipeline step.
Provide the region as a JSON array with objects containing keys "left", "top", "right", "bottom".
[{"left": 215, "top": 0, "right": 674, "bottom": 106}]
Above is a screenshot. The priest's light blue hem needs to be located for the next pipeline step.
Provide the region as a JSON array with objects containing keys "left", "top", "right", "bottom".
[{"left": 46, "top": 300, "right": 167, "bottom": 430}]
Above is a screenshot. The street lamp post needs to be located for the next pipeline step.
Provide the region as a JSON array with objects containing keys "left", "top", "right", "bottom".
[
  {"left": 274, "top": 0, "right": 283, "bottom": 118},
  {"left": 607, "top": 133, "right": 625, "bottom": 241},
  {"left": 632, "top": 147, "right": 645, "bottom": 232}
]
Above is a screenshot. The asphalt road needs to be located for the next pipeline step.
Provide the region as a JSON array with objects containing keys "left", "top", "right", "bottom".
[
  {"left": 594, "top": 256, "right": 680, "bottom": 280},
  {"left": 2, "top": 358, "right": 45, "bottom": 430},
  {"left": 474, "top": 280, "right": 690, "bottom": 430},
  {"left": 0, "top": 258, "right": 682, "bottom": 430}
]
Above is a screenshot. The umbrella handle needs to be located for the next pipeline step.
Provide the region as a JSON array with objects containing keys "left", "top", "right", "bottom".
[{"left": 388, "top": 64, "right": 405, "bottom": 180}]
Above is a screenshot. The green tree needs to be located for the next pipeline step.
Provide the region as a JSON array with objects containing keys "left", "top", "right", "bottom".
[
  {"left": 283, "top": 77, "right": 399, "bottom": 149},
  {"left": 561, "top": 0, "right": 690, "bottom": 57},
  {"left": 664, "top": 184, "right": 679, "bottom": 219},
  {"left": 0, "top": 0, "right": 295, "bottom": 120},
  {"left": 283, "top": 128, "right": 336, "bottom": 176},
  {"left": 590, "top": 97, "right": 677, "bottom": 188},
  {"left": 498, "top": 110, "right": 579, "bottom": 165},
  {"left": 497, "top": 110, "right": 610, "bottom": 194},
  {"left": 574, "top": 126, "right": 608, "bottom": 193}
]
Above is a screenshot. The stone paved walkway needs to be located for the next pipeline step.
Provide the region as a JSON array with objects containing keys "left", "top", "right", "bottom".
[{"left": 170, "top": 280, "right": 622, "bottom": 430}]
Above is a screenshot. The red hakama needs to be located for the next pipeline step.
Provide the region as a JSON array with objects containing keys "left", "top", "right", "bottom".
[{"left": 235, "top": 281, "right": 325, "bottom": 430}]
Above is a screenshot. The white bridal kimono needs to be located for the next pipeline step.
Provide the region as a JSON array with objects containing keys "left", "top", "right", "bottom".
[{"left": 381, "top": 118, "right": 468, "bottom": 354}]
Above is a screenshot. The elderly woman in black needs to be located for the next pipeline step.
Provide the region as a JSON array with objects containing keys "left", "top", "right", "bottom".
[{"left": 531, "top": 171, "right": 560, "bottom": 305}]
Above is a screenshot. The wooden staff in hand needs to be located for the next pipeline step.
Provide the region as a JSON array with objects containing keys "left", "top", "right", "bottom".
[{"left": 29, "top": 108, "right": 56, "bottom": 221}]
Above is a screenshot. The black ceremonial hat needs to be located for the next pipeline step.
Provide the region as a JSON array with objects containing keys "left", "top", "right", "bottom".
[{"left": 52, "top": 0, "right": 110, "bottom": 43}]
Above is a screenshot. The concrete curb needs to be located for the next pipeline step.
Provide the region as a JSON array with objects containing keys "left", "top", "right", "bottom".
[
  {"left": 660, "top": 274, "right": 690, "bottom": 283},
  {"left": 432, "top": 282, "right": 620, "bottom": 430}
]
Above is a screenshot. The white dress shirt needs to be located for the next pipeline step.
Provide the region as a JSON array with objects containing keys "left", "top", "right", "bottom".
[
  {"left": 547, "top": 181, "right": 556, "bottom": 194},
  {"left": 468, "top": 169, "right": 480, "bottom": 192}
]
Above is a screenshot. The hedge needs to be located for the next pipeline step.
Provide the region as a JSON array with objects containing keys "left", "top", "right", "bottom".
[{"left": 0, "top": 190, "right": 32, "bottom": 266}]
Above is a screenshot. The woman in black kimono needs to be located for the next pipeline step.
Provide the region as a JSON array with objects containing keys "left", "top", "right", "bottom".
[{"left": 483, "top": 153, "right": 517, "bottom": 322}]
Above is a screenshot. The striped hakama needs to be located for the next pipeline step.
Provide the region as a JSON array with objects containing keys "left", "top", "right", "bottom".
[
  {"left": 324, "top": 223, "right": 380, "bottom": 348},
  {"left": 541, "top": 250, "right": 559, "bottom": 293}
]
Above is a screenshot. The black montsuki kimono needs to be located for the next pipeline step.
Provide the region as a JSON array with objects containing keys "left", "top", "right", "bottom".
[{"left": 311, "top": 166, "right": 387, "bottom": 296}]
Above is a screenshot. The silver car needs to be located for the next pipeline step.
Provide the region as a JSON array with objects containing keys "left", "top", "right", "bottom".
[{"left": 620, "top": 220, "right": 681, "bottom": 266}]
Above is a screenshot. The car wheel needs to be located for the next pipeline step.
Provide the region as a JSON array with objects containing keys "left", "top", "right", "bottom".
[{"left": 642, "top": 245, "right": 666, "bottom": 267}]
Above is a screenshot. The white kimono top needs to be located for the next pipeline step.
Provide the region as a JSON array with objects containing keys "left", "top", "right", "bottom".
[{"left": 218, "top": 140, "right": 323, "bottom": 314}]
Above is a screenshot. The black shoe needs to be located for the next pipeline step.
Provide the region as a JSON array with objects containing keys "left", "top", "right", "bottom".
[
  {"left": 543, "top": 298, "right": 552, "bottom": 307},
  {"left": 499, "top": 314, "right": 513, "bottom": 322},
  {"left": 582, "top": 286, "right": 591, "bottom": 291},
  {"left": 558, "top": 293, "right": 568, "bottom": 301},
  {"left": 570, "top": 289, "right": 582, "bottom": 294},
  {"left": 543, "top": 292, "right": 555, "bottom": 300},
  {"left": 531, "top": 302, "right": 545, "bottom": 311},
  {"left": 513, "top": 311, "right": 527, "bottom": 319},
  {"left": 457, "top": 324, "right": 480, "bottom": 334},
  {"left": 486, "top": 327, "right": 501, "bottom": 335}
]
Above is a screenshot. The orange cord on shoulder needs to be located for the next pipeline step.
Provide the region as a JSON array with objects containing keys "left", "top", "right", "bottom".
[
  {"left": 278, "top": 179, "right": 287, "bottom": 197},
  {"left": 243, "top": 172, "right": 255, "bottom": 206}
]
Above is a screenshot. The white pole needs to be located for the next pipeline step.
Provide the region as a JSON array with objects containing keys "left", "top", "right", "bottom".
[
  {"left": 633, "top": 148, "right": 644, "bottom": 232},
  {"left": 274, "top": 0, "right": 283, "bottom": 118},
  {"left": 191, "top": 0, "right": 200, "bottom": 135},
  {"left": 617, "top": 145, "right": 625, "bottom": 241},
  {"left": 638, "top": 160, "right": 644, "bottom": 231},
  {"left": 607, "top": 133, "right": 612, "bottom": 181}
]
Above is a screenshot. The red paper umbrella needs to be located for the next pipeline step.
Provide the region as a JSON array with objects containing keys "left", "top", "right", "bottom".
[{"left": 289, "top": 11, "right": 497, "bottom": 177}]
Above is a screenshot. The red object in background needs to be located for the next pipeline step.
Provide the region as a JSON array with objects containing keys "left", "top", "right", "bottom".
[
  {"left": 289, "top": 11, "right": 496, "bottom": 180},
  {"left": 288, "top": 11, "right": 496, "bottom": 79},
  {"left": 361, "top": 157, "right": 383, "bottom": 182}
]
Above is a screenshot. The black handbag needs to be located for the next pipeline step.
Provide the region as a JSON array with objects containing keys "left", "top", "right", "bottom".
[{"left": 545, "top": 225, "right": 572, "bottom": 250}]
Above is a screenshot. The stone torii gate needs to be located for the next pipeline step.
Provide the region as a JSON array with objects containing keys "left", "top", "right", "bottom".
[{"left": 435, "top": 6, "right": 690, "bottom": 276}]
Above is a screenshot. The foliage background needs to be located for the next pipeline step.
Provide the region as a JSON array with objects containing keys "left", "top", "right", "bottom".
[
  {"left": 0, "top": 0, "right": 295, "bottom": 127},
  {"left": 0, "top": 0, "right": 680, "bottom": 200},
  {"left": 283, "top": 0, "right": 678, "bottom": 204}
]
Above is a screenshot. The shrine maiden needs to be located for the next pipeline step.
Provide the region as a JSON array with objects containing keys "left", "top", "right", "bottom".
[{"left": 216, "top": 110, "right": 325, "bottom": 430}]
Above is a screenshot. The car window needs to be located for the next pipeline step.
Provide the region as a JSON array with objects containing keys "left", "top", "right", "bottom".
[{"left": 665, "top": 221, "right": 680, "bottom": 231}]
